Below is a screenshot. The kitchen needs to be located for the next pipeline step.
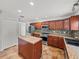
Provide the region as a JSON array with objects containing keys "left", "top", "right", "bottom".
[
  {"left": 0, "top": 0, "right": 79, "bottom": 59},
  {"left": 29, "top": 15, "right": 79, "bottom": 59}
]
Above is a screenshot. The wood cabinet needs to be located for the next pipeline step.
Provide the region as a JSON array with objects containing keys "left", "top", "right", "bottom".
[
  {"left": 47, "top": 20, "right": 64, "bottom": 30},
  {"left": 58, "top": 37, "right": 65, "bottom": 49},
  {"left": 18, "top": 36, "right": 42, "bottom": 59},
  {"left": 55, "top": 20, "right": 64, "bottom": 30},
  {"left": 48, "top": 35, "right": 65, "bottom": 49},
  {"left": 31, "top": 15, "right": 79, "bottom": 30},
  {"left": 64, "top": 16, "right": 79, "bottom": 30},
  {"left": 49, "top": 21, "right": 56, "bottom": 30},
  {"left": 70, "top": 16, "right": 79, "bottom": 30},
  {"left": 42, "top": 21, "right": 49, "bottom": 25},
  {"left": 78, "top": 16, "right": 79, "bottom": 29},
  {"left": 64, "top": 19, "right": 70, "bottom": 30},
  {"left": 32, "top": 22, "right": 42, "bottom": 29},
  {"left": 55, "top": 21, "right": 59, "bottom": 30},
  {"left": 48, "top": 35, "right": 59, "bottom": 48},
  {"left": 31, "top": 32, "right": 41, "bottom": 38}
]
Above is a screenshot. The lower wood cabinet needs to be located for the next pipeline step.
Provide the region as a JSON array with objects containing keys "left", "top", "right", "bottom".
[
  {"left": 48, "top": 35, "right": 59, "bottom": 48},
  {"left": 31, "top": 32, "right": 41, "bottom": 38},
  {"left": 18, "top": 36, "right": 42, "bottom": 59},
  {"left": 58, "top": 37, "right": 65, "bottom": 49},
  {"left": 48, "top": 35, "right": 65, "bottom": 49}
]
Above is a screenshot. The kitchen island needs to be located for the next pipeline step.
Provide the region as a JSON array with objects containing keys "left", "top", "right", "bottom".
[
  {"left": 18, "top": 33, "right": 78, "bottom": 59},
  {"left": 18, "top": 35, "right": 42, "bottom": 59}
]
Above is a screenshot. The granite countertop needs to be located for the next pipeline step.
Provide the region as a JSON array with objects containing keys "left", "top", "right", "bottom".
[
  {"left": 18, "top": 35, "right": 42, "bottom": 44},
  {"left": 47, "top": 34, "right": 78, "bottom": 59},
  {"left": 65, "top": 44, "right": 78, "bottom": 59},
  {"left": 34, "top": 30, "right": 79, "bottom": 40},
  {"left": 64, "top": 39, "right": 78, "bottom": 59},
  {"left": 48, "top": 34, "right": 79, "bottom": 40}
]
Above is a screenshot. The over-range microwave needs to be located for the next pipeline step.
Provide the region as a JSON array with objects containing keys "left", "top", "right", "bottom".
[{"left": 41, "top": 25, "right": 49, "bottom": 30}]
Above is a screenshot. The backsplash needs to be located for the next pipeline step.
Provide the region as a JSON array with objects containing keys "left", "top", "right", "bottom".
[{"left": 33, "top": 29, "right": 79, "bottom": 39}]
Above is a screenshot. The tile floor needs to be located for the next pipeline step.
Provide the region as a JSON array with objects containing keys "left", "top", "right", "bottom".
[{"left": 0, "top": 45, "right": 65, "bottom": 59}]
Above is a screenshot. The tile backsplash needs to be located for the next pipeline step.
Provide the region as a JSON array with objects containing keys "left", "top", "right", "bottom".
[{"left": 33, "top": 29, "right": 79, "bottom": 39}]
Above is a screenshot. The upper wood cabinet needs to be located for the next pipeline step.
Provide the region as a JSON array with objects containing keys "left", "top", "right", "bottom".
[
  {"left": 55, "top": 21, "right": 59, "bottom": 30},
  {"left": 64, "top": 18, "right": 70, "bottom": 30},
  {"left": 42, "top": 21, "right": 49, "bottom": 25},
  {"left": 55, "top": 20, "right": 64, "bottom": 30},
  {"left": 31, "top": 15, "right": 79, "bottom": 30},
  {"left": 70, "top": 16, "right": 79, "bottom": 30},
  {"left": 49, "top": 21, "right": 56, "bottom": 30},
  {"left": 32, "top": 22, "right": 42, "bottom": 29},
  {"left": 49, "top": 20, "right": 64, "bottom": 30}
]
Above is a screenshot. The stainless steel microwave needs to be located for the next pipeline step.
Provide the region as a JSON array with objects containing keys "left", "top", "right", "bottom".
[{"left": 41, "top": 25, "right": 49, "bottom": 30}]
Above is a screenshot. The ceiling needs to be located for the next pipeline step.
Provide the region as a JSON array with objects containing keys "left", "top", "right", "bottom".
[{"left": 0, "top": 0, "right": 79, "bottom": 22}]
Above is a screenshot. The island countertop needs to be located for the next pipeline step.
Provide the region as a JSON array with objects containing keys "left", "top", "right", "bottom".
[{"left": 18, "top": 35, "right": 42, "bottom": 44}]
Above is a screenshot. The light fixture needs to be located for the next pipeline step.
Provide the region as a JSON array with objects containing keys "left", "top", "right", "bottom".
[
  {"left": 72, "top": 0, "right": 79, "bottom": 11},
  {"left": 18, "top": 10, "right": 22, "bottom": 13},
  {"left": 29, "top": 2, "right": 34, "bottom": 6}
]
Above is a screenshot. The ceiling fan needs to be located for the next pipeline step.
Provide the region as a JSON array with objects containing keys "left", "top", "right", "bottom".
[{"left": 72, "top": 0, "right": 79, "bottom": 12}]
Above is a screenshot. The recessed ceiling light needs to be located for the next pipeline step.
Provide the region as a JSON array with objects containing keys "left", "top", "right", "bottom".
[
  {"left": 18, "top": 10, "right": 22, "bottom": 13},
  {"left": 29, "top": 2, "right": 34, "bottom": 6}
]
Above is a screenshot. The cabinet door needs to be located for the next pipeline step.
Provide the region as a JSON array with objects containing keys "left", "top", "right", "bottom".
[
  {"left": 58, "top": 37, "right": 65, "bottom": 49},
  {"left": 49, "top": 21, "right": 56, "bottom": 30},
  {"left": 78, "top": 15, "right": 79, "bottom": 30},
  {"left": 55, "top": 20, "right": 64, "bottom": 30},
  {"left": 32, "top": 22, "right": 42, "bottom": 29},
  {"left": 64, "top": 19, "right": 70, "bottom": 30},
  {"left": 48, "top": 35, "right": 59, "bottom": 47},
  {"left": 42, "top": 21, "right": 49, "bottom": 25},
  {"left": 55, "top": 21, "right": 59, "bottom": 30},
  {"left": 70, "top": 16, "right": 79, "bottom": 30}
]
